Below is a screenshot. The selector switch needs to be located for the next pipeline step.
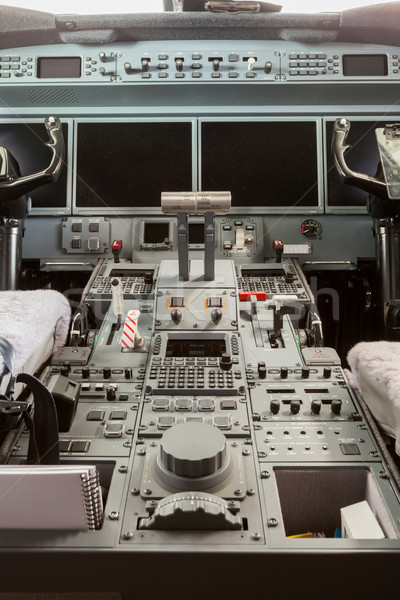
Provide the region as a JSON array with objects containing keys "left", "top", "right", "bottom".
[
  {"left": 124, "top": 368, "right": 133, "bottom": 380},
  {"left": 175, "top": 58, "right": 184, "bottom": 71},
  {"left": 280, "top": 367, "right": 288, "bottom": 379},
  {"left": 103, "top": 367, "right": 111, "bottom": 379},
  {"left": 311, "top": 399, "right": 322, "bottom": 415},
  {"left": 106, "top": 385, "right": 117, "bottom": 401},
  {"left": 60, "top": 363, "right": 71, "bottom": 377},
  {"left": 258, "top": 362, "right": 267, "bottom": 379},
  {"left": 270, "top": 399, "right": 280, "bottom": 415},
  {"left": 82, "top": 367, "right": 90, "bottom": 379},
  {"left": 301, "top": 366, "right": 310, "bottom": 379},
  {"left": 290, "top": 400, "right": 301, "bottom": 415},
  {"left": 331, "top": 399, "right": 342, "bottom": 415},
  {"left": 323, "top": 367, "right": 332, "bottom": 379}
]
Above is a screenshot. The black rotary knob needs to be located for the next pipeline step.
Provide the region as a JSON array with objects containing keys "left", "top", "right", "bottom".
[
  {"left": 301, "top": 366, "right": 310, "bottom": 379},
  {"left": 331, "top": 399, "right": 342, "bottom": 415},
  {"left": 270, "top": 399, "right": 280, "bottom": 415},
  {"left": 290, "top": 400, "right": 301, "bottom": 415},
  {"left": 311, "top": 399, "right": 321, "bottom": 415},
  {"left": 285, "top": 273, "right": 295, "bottom": 284},
  {"left": 124, "top": 368, "right": 133, "bottom": 380},
  {"left": 144, "top": 272, "right": 153, "bottom": 285},
  {"left": 220, "top": 353, "right": 232, "bottom": 371},
  {"left": 60, "top": 362, "right": 71, "bottom": 377},
  {"left": 280, "top": 367, "right": 288, "bottom": 379},
  {"left": 82, "top": 367, "right": 90, "bottom": 379},
  {"left": 323, "top": 367, "right": 332, "bottom": 379},
  {"left": 103, "top": 367, "right": 111, "bottom": 379},
  {"left": 258, "top": 362, "right": 267, "bottom": 379}
]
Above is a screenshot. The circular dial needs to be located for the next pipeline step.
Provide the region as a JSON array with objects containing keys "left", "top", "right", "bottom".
[{"left": 301, "top": 219, "right": 322, "bottom": 239}]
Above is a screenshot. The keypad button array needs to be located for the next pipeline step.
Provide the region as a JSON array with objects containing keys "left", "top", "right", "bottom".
[
  {"left": 149, "top": 364, "right": 241, "bottom": 389},
  {"left": 237, "top": 276, "right": 301, "bottom": 294},
  {"left": 93, "top": 276, "right": 153, "bottom": 295}
]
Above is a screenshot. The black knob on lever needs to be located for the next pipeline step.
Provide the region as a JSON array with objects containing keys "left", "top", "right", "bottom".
[
  {"left": 211, "top": 309, "right": 222, "bottom": 324},
  {"left": 171, "top": 309, "right": 183, "bottom": 324}
]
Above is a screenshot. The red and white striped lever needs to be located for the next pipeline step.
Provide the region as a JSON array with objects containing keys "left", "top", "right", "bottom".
[{"left": 121, "top": 310, "right": 143, "bottom": 349}]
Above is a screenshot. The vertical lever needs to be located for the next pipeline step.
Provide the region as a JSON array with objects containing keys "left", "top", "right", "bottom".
[
  {"left": 204, "top": 211, "right": 215, "bottom": 281},
  {"left": 177, "top": 212, "right": 189, "bottom": 281}
]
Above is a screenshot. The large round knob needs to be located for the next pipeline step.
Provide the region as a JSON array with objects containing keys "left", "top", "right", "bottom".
[
  {"left": 171, "top": 309, "right": 182, "bottom": 324},
  {"left": 160, "top": 422, "right": 227, "bottom": 478},
  {"left": 211, "top": 309, "right": 222, "bottom": 324}
]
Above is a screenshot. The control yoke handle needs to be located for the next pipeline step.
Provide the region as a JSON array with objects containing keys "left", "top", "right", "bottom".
[
  {"left": 332, "top": 118, "right": 387, "bottom": 200},
  {"left": 0, "top": 116, "right": 65, "bottom": 201}
]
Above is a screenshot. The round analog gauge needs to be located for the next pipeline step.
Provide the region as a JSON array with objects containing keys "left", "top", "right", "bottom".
[{"left": 301, "top": 219, "right": 322, "bottom": 239}]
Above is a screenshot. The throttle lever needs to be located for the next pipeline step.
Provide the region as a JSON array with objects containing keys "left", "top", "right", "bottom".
[
  {"left": 332, "top": 118, "right": 387, "bottom": 200},
  {"left": 0, "top": 116, "right": 65, "bottom": 201}
]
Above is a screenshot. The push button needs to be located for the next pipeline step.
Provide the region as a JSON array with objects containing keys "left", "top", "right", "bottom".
[{"left": 71, "top": 440, "right": 91, "bottom": 453}]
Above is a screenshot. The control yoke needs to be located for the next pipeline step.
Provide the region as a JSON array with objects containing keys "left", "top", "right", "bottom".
[
  {"left": 332, "top": 118, "right": 388, "bottom": 200},
  {"left": 0, "top": 116, "right": 65, "bottom": 204},
  {"left": 161, "top": 191, "right": 231, "bottom": 281},
  {"left": 332, "top": 117, "right": 400, "bottom": 338},
  {"left": 0, "top": 116, "right": 65, "bottom": 290}
]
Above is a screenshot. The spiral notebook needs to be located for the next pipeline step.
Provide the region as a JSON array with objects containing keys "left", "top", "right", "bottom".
[{"left": 0, "top": 464, "right": 103, "bottom": 530}]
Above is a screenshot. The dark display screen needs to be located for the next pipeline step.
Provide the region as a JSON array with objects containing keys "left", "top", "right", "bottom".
[
  {"left": 37, "top": 57, "right": 81, "bottom": 78},
  {"left": 241, "top": 268, "right": 286, "bottom": 277},
  {"left": 0, "top": 122, "right": 68, "bottom": 208},
  {"left": 76, "top": 122, "right": 193, "bottom": 209},
  {"left": 326, "top": 120, "right": 391, "bottom": 207},
  {"left": 109, "top": 269, "right": 154, "bottom": 277},
  {"left": 166, "top": 337, "right": 226, "bottom": 357},
  {"left": 343, "top": 55, "right": 388, "bottom": 77},
  {"left": 189, "top": 222, "right": 204, "bottom": 244},
  {"left": 143, "top": 222, "right": 170, "bottom": 244},
  {"left": 201, "top": 121, "right": 319, "bottom": 208}
]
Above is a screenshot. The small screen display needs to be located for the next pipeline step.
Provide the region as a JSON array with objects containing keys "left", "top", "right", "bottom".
[
  {"left": 241, "top": 268, "right": 286, "bottom": 277},
  {"left": 0, "top": 122, "right": 68, "bottom": 208},
  {"left": 201, "top": 121, "right": 319, "bottom": 208},
  {"left": 143, "top": 222, "right": 170, "bottom": 244},
  {"left": 166, "top": 338, "right": 226, "bottom": 357},
  {"left": 342, "top": 55, "right": 388, "bottom": 77},
  {"left": 76, "top": 122, "right": 192, "bottom": 209},
  {"left": 109, "top": 269, "right": 154, "bottom": 277},
  {"left": 326, "top": 120, "right": 393, "bottom": 207},
  {"left": 37, "top": 57, "right": 81, "bottom": 78},
  {"left": 189, "top": 222, "right": 204, "bottom": 244}
]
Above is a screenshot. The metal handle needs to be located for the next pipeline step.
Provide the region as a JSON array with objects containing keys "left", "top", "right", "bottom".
[
  {"left": 332, "top": 118, "right": 387, "bottom": 199},
  {"left": 0, "top": 116, "right": 65, "bottom": 200}
]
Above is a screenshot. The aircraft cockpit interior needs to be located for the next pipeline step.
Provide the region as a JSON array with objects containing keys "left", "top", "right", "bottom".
[{"left": 1, "top": 0, "right": 400, "bottom": 596}]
